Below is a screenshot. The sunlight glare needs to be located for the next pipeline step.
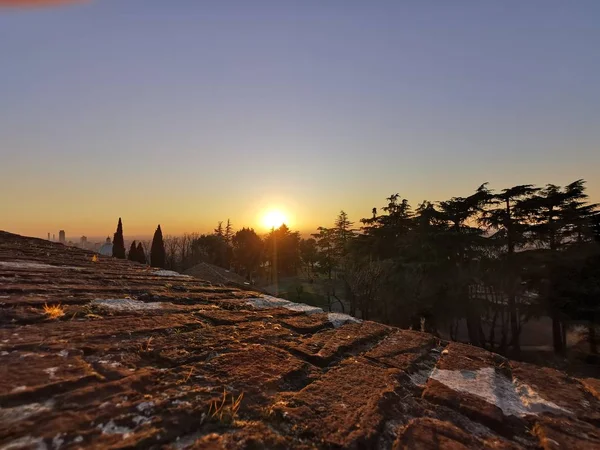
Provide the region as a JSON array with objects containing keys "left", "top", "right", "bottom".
[{"left": 263, "top": 210, "right": 287, "bottom": 229}]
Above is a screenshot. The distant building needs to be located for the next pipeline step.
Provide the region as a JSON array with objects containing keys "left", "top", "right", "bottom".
[
  {"left": 47, "top": 233, "right": 50, "bottom": 241},
  {"left": 80, "top": 236, "right": 88, "bottom": 249},
  {"left": 59, "top": 230, "right": 66, "bottom": 244},
  {"left": 98, "top": 237, "right": 113, "bottom": 256},
  {"left": 52, "top": 234, "right": 55, "bottom": 241}
]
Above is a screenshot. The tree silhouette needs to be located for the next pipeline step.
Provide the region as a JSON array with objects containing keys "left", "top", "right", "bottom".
[
  {"left": 592, "top": 213, "right": 600, "bottom": 242},
  {"left": 214, "top": 221, "right": 224, "bottom": 238},
  {"left": 132, "top": 178, "right": 598, "bottom": 357},
  {"left": 481, "top": 184, "right": 539, "bottom": 353},
  {"left": 136, "top": 242, "right": 147, "bottom": 264},
  {"left": 192, "top": 234, "right": 230, "bottom": 268},
  {"left": 232, "top": 228, "right": 263, "bottom": 281},
  {"left": 112, "top": 218, "right": 126, "bottom": 259},
  {"left": 334, "top": 211, "right": 354, "bottom": 249},
  {"left": 128, "top": 240, "right": 138, "bottom": 262},
  {"left": 299, "top": 238, "right": 318, "bottom": 278},
  {"left": 264, "top": 224, "right": 300, "bottom": 278},
  {"left": 224, "top": 219, "right": 233, "bottom": 243},
  {"left": 150, "top": 225, "right": 166, "bottom": 268},
  {"left": 524, "top": 180, "right": 599, "bottom": 353}
]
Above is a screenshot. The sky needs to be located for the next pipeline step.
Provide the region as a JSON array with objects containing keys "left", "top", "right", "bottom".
[{"left": 1, "top": 0, "right": 599, "bottom": 240}]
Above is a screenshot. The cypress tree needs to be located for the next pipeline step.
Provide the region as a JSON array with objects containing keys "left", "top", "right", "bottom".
[
  {"left": 128, "top": 240, "right": 138, "bottom": 262},
  {"left": 150, "top": 225, "right": 166, "bottom": 268},
  {"left": 136, "top": 242, "right": 147, "bottom": 264},
  {"left": 112, "top": 218, "right": 126, "bottom": 259}
]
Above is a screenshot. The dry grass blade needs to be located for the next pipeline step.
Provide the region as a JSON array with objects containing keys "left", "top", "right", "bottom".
[
  {"left": 217, "top": 389, "right": 227, "bottom": 421},
  {"left": 43, "top": 303, "right": 65, "bottom": 320},
  {"left": 231, "top": 392, "right": 244, "bottom": 418},
  {"left": 207, "top": 389, "right": 244, "bottom": 424},
  {"left": 183, "top": 366, "right": 194, "bottom": 383},
  {"left": 138, "top": 336, "right": 154, "bottom": 353}
]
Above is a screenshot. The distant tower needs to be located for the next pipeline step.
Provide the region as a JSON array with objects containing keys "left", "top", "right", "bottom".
[
  {"left": 47, "top": 233, "right": 50, "bottom": 241},
  {"left": 98, "top": 237, "right": 113, "bottom": 256},
  {"left": 59, "top": 230, "right": 66, "bottom": 244},
  {"left": 80, "top": 236, "right": 88, "bottom": 249},
  {"left": 53, "top": 234, "right": 56, "bottom": 241}
]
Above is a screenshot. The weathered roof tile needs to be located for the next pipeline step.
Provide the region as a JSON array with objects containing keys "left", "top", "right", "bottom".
[{"left": 1, "top": 231, "right": 599, "bottom": 449}]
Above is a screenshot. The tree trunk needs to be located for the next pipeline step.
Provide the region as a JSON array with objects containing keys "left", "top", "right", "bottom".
[
  {"left": 466, "top": 313, "right": 482, "bottom": 347},
  {"left": 488, "top": 308, "right": 498, "bottom": 352},
  {"left": 589, "top": 321, "right": 598, "bottom": 354},
  {"left": 478, "top": 323, "right": 487, "bottom": 349},
  {"left": 505, "top": 199, "right": 521, "bottom": 354},
  {"left": 332, "top": 294, "right": 345, "bottom": 313},
  {"left": 361, "top": 298, "right": 369, "bottom": 320},
  {"left": 508, "top": 295, "right": 521, "bottom": 354},
  {"left": 499, "top": 329, "right": 507, "bottom": 354},
  {"left": 450, "top": 320, "right": 457, "bottom": 341},
  {"left": 349, "top": 290, "right": 356, "bottom": 317},
  {"left": 498, "top": 297, "right": 508, "bottom": 354},
  {"left": 552, "top": 312, "right": 564, "bottom": 354}
]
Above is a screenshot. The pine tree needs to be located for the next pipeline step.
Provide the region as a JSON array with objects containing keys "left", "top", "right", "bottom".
[
  {"left": 437, "top": 184, "right": 491, "bottom": 347},
  {"left": 112, "top": 218, "right": 126, "bottom": 259},
  {"left": 334, "top": 210, "right": 355, "bottom": 256},
  {"left": 214, "top": 221, "right": 224, "bottom": 239},
  {"left": 224, "top": 219, "right": 233, "bottom": 243},
  {"left": 128, "top": 240, "right": 138, "bottom": 262},
  {"left": 150, "top": 225, "right": 166, "bottom": 268},
  {"left": 592, "top": 213, "right": 600, "bottom": 242},
  {"left": 232, "top": 228, "right": 262, "bottom": 280},
  {"left": 524, "top": 180, "right": 598, "bottom": 353},
  {"left": 136, "top": 242, "right": 147, "bottom": 264},
  {"left": 481, "top": 184, "right": 539, "bottom": 353}
]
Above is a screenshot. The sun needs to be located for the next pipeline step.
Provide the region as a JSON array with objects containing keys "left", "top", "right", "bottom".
[{"left": 262, "top": 210, "right": 287, "bottom": 229}]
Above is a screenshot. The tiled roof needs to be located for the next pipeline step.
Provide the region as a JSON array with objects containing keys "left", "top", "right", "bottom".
[{"left": 1, "top": 231, "right": 599, "bottom": 449}]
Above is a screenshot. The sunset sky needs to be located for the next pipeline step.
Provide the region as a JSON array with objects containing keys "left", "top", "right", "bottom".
[{"left": 1, "top": 1, "right": 599, "bottom": 240}]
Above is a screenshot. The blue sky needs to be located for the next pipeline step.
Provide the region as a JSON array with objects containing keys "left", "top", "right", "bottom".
[{"left": 1, "top": 0, "right": 599, "bottom": 238}]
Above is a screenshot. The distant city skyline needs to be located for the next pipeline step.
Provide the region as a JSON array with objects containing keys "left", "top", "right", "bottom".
[{"left": 1, "top": 1, "right": 599, "bottom": 238}]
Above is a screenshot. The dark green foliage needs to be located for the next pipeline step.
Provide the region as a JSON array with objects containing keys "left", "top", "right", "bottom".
[
  {"left": 127, "top": 240, "right": 146, "bottom": 265},
  {"left": 592, "top": 213, "right": 600, "bottom": 242},
  {"left": 299, "top": 238, "right": 318, "bottom": 278},
  {"left": 138, "top": 179, "right": 597, "bottom": 356},
  {"left": 191, "top": 234, "right": 231, "bottom": 268},
  {"left": 518, "top": 181, "right": 599, "bottom": 352},
  {"left": 311, "top": 227, "right": 336, "bottom": 279},
  {"left": 264, "top": 224, "right": 301, "bottom": 277},
  {"left": 186, "top": 221, "right": 235, "bottom": 269},
  {"left": 316, "top": 179, "right": 598, "bottom": 355},
  {"left": 224, "top": 219, "right": 233, "bottom": 243},
  {"left": 136, "top": 242, "right": 147, "bottom": 264},
  {"left": 128, "top": 240, "right": 137, "bottom": 262},
  {"left": 112, "top": 218, "right": 126, "bottom": 259},
  {"left": 150, "top": 225, "right": 166, "bottom": 268},
  {"left": 232, "top": 228, "right": 263, "bottom": 280},
  {"left": 214, "top": 221, "right": 224, "bottom": 238}
]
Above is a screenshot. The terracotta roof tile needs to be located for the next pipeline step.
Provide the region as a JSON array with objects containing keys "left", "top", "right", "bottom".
[{"left": 1, "top": 231, "right": 599, "bottom": 449}]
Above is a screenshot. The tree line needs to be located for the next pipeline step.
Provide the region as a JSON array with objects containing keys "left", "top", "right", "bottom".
[
  {"left": 313, "top": 179, "right": 599, "bottom": 356},
  {"left": 111, "top": 218, "right": 166, "bottom": 269},
  {"left": 160, "top": 219, "right": 302, "bottom": 284},
  {"left": 107, "top": 178, "right": 599, "bottom": 356}
]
